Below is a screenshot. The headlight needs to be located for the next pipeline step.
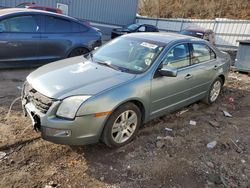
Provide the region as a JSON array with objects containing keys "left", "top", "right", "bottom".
[{"left": 56, "top": 96, "right": 91, "bottom": 120}]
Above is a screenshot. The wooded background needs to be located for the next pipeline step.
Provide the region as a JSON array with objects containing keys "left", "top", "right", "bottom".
[{"left": 138, "top": 0, "right": 250, "bottom": 19}]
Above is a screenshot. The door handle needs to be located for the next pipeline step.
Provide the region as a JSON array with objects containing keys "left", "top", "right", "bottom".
[
  {"left": 185, "top": 74, "right": 193, "bottom": 80},
  {"left": 41, "top": 36, "right": 48, "bottom": 39},
  {"left": 32, "top": 36, "right": 40, "bottom": 39}
]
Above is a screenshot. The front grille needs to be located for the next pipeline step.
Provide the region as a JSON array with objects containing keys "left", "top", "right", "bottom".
[{"left": 23, "top": 82, "right": 54, "bottom": 114}]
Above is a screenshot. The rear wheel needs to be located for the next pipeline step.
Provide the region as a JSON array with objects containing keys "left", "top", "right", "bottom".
[
  {"left": 102, "top": 102, "right": 141, "bottom": 148},
  {"left": 68, "top": 47, "right": 89, "bottom": 58},
  {"left": 203, "top": 77, "right": 223, "bottom": 104}
]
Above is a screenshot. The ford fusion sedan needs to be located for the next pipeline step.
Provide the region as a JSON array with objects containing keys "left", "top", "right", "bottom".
[
  {"left": 111, "top": 23, "right": 159, "bottom": 39},
  {"left": 22, "top": 33, "right": 231, "bottom": 148},
  {"left": 0, "top": 8, "right": 102, "bottom": 68}
]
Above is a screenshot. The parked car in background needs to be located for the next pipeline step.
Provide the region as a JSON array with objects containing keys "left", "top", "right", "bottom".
[
  {"left": 22, "top": 33, "right": 231, "bottom": 148},
  {"left": 0, "top": 8, "right": 102, "bottom": 68},
  {"left": 28, "top": 5, "right": 63, "bottom": 14},
  {"left": 180, "top": 27, "right": 216, "bottom": 45},
  {"left": 111, "top": 23, "right": 159, "bottom": 39},
  {"left": 16, "top": 2, "right": 63, "bottom": 14}
]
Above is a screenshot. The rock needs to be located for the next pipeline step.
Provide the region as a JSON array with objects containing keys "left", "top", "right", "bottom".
[
  {"left": 209, "top": 120, "right": 220, "bottom": 128},
  {"left": 207, "top": 141, "right": 217, "bottom": 149},
  {"left": 206, "top": 162, "right": 215, "bottom": 168},
  {"left": 156, "top": 140, "right": 165, "bottom": 148},
  {"left": 100, "top": 176, "right": 105, "bottom": 181},
  {"left": 207, "top": 173, "right": 222, "bottom": 184}
]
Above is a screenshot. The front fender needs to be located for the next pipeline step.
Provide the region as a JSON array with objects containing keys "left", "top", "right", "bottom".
[{"left": 76, "top": 75, "right": 151, "bottom": 122}]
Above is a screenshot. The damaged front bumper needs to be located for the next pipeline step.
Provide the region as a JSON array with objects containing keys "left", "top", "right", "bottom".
[
  {"left": 21, "top": 83, "right": 107, "bottom": 145},
  {"left": 22, "top": 99, "right": 108, "bottom": 145}
]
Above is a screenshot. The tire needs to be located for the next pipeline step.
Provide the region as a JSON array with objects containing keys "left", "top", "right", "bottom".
[
  {"left": 203, "top": 77, "right": 223, "bottom": 105},
  {"left": 102, "top": 102, "right": 142, "bottom": 148},
  {"left": 68, "top": 47, "right": 89, "bottom": 58}
]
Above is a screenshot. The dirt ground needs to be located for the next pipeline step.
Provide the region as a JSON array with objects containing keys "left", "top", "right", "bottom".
[{"left": 0, "top": 69, "right": 249, "bottom": 188}]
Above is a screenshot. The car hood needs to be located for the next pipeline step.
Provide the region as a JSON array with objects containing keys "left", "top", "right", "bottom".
[{"left": 27, "top": 56, "right": 136, "bottom": 99}]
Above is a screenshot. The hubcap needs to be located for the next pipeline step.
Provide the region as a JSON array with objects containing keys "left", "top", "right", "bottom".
[
  {"left": 111, "top": 110, "right": 137, "bottom": 144},
  {"left": 210, "top": 81, "right": 221, "bottom": 102}
]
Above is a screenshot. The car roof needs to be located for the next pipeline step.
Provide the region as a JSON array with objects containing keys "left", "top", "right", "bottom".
[
  {"left": 124, "top": 32, "right": 204, "bottom": 44},
  {"left": 0, "top": 8, "right": 73, "bottom": 20}
]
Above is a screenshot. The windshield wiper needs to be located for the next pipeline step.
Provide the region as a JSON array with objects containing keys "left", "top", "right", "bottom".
[{"left": 96, "top": 61, "right": 120, "bottom": 71}]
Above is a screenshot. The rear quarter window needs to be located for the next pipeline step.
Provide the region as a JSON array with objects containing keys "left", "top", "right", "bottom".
[
  {"left": 192, "top": 43, "right": 216, "bottom": 64},
  {"left": 45, "top": 16, "right": 71, "bottom": 33},
  {"left": 72, "top": 22, "right": 89, "bottom": 32}
]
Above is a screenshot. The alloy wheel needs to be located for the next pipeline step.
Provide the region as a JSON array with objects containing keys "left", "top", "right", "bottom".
[
  {"left": 111, "top": 110, "right": 138, "bottom": 144},
  {"left": 210, "top": 80, "right": 222, "bottom": 102}
]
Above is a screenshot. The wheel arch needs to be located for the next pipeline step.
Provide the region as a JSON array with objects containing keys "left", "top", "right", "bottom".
[
  {"left": 110, "top": 99, "right": 146, "bottom": 124},
  {"left": 218, "top": 74, "right": 225, "bottom": 85},
  {"left": 100, "top": 98, "right": 147, "bottom": 146},
  {"left": 66, "top": 45, "right": 91, "bottom": 58}
]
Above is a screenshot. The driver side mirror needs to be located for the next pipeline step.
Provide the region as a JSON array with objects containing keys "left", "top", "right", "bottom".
[{"left": 159, "top": 66, "right": 178, "bottom": 77}]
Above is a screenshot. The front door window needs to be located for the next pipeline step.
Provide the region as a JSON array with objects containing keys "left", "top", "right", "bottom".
[{"left": 162, "top": 43, "right": 190, "bottom": 69}]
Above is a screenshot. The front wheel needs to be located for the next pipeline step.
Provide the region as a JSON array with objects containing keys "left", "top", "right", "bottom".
[
  {"left": 203, "top": 77, "right": 223, "bottom": 104},
  {"left": 102, "top": 102, "right": 142, "bottom": 148}
]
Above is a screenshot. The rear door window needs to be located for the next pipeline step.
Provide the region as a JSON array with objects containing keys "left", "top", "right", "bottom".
[
  {"left": 0, "top": 15, "right": 40, "bottom": 33},
  {"left": 146, "top": 26, "right": 157, "bottom": 32},
  {"left": 45, "top": 16, "right": 71, "bottom": 33},
  {"left": 191, "top": 43, "right": 216, "bottom": 64}
]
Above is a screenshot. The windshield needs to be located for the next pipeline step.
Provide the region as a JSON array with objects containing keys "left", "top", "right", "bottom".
[
  {"left": 126, "top": 24, "right": 139, "bottom": 31},
  {"left": 180, "top": 30, "right": 204, "bottom": 39},
  {"left": 92, "top": 37, "right": 164, "bottom": 73}
]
